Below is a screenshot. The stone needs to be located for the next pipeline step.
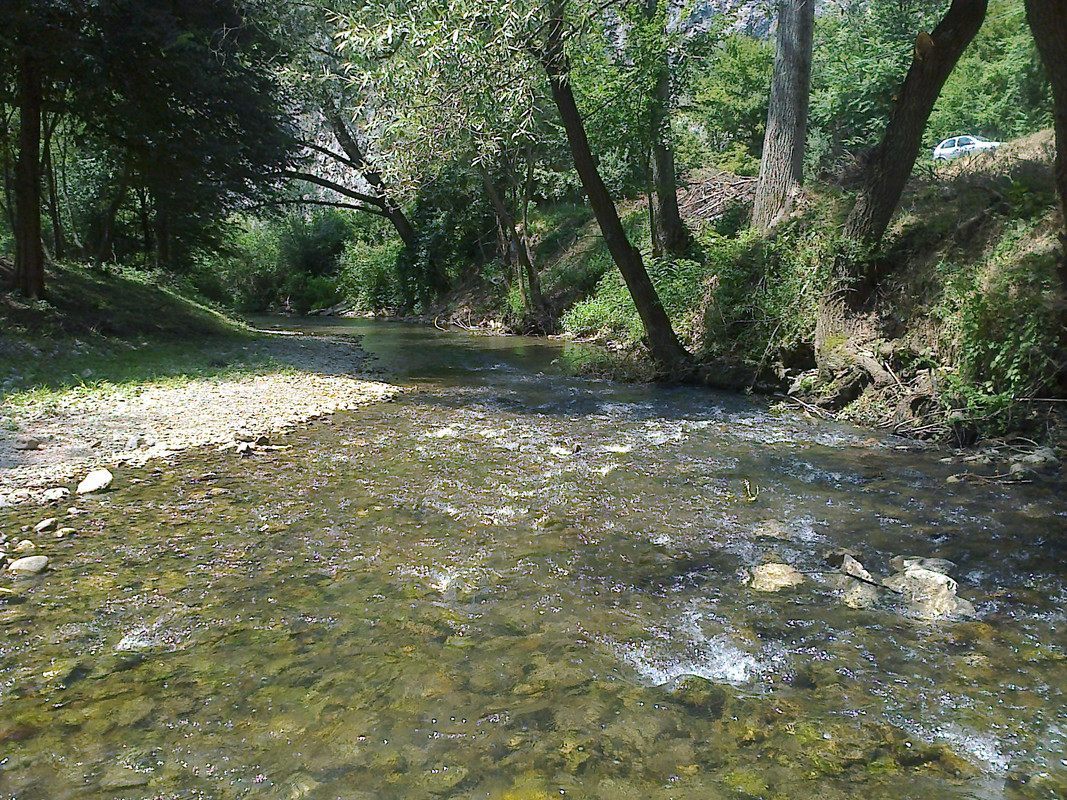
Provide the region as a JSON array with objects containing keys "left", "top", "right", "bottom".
[
  {"left": 749, "top": 562, "right": 804, "bottom": 592},
  {"left": 669, "top": 675, "right": 728, "bottom": 718},
  {"left": 13, "top": 435, "right": 41, "bottom": 451},
  {"left": 33, "top": 517, "right": 58, "bottom": 534},
  {"left": 42, "top": 487, "right": 70, "bottom": 503},
  {"left": 8, "top": 555, "right": 48, "bottom": 574},
  {"left": 1020, "top": 446, "right": 1060, "bottom": 470},
  {"left": 835, "top": 554, "right": 880, "bottom": 609},
  {"left": 13, "top": 540, "right": 36, "bottom": 553},
  {"left": 1009, "top": 461, "right": 1035, "bottom": 478},
  {"left": 55, "top": 527, "right": 76, "bottom": 539},
  {"left": 77, "top": 469, "right": 113, "bottom": 495},
  {"left": 255, "top": 434, "right": 271, "bottom": 446},
  {"left": 883, "top": 567, "right": 974, "bottom": 620},
  {"left": 235, "top": 441, "right": 254, "bottom": 456},
  {"left": 889, "top": 555, "right": 956, "bottom": 574}
]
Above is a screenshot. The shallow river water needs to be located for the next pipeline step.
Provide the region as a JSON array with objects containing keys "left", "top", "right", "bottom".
[{"left": 1, "top": 320, "right": 1066, "bottom": 800}]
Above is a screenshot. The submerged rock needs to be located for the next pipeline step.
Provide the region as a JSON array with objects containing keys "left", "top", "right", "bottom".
[
  {"left": 669, "top": 675, "right": 728, "bottom": 718},
  {"left": 77, "top": 469, "right": 113, "bottom": 495},
  {"left": 884, "top": 566, "right": 975, "bottom": 620},
  {"left": 752, "top": 519, "right": 791, "bottom": 539},
  {"left": 749, "top": 562, "right": 804, "bottom": 592},
  {"left": 13, "top": 435, "right": 41, "bottom": 451},
  {"left": 8, "top": 555, "right": 49, "bottom": 575}
]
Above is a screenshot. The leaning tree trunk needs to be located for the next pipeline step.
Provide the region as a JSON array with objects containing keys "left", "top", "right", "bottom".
[
  {"left": 14, "top": 50, "right": 45, "bottom": 298},
  {"left": 844, "top": 0, "right": 988, "bottom": 251},
  {"left": 543, "top": 61, "right": 691, "bottom": 371},
  {"left": 645, "top": 0, "right": 688, "bottom": 256},
  {"left": 1025, "top": 0, "right": 1067, "bottom": 292},
  {"left": 752, "top": 0, "right": 814, "bottom": 233}
]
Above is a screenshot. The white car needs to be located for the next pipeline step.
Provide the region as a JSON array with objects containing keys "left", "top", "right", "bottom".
[{"left": 932, "top": 135, "right": 1001, "bottom": 160}]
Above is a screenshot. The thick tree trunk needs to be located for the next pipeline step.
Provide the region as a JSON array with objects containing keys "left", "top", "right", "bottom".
[
  {"left": 844, "top": 0, "right": 988, "bottom": 249},
  {"left": 645, "top": 0, "right": 688, "bottom": 256},
  {"left": 752, "top": 0, "right": 814, "bottom": 233},
  {"left": 544, "top": 63, "right": 691, "bottom": 370},
  {"left": 480, "top": 169, "right": 547, "bottom": 318},
  {"left": 1025, "top": 0, "right": 1067, "bottom": 291},
  {"left": 14, "top": 50, "right": 45, "bottom": 298}
]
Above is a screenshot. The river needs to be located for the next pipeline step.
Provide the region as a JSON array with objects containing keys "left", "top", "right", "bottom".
[{"left": 1, "top": 319, "right": 1065, "bottom": 799}]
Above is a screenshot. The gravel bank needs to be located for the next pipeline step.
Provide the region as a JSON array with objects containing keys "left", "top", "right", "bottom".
[{"left": 0, "top": 332, "right": 400, "bottom": 506}]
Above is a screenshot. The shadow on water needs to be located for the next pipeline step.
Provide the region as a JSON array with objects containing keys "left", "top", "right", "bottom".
[{"left": 1, "top": 317, "right": 1065, "bottom": 800}]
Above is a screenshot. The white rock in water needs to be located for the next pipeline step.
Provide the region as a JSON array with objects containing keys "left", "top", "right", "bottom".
[
  {"left": 77, "top": 469, "right": 113, "bottom": 495},
  {"left": 42, "top": 487, "right": 71, "bottom": 502},
  {"left": 884, "top": 567, "right": 974, "bottom": 620},
  {"left": 836, "top": 554, "right": 880, "bottom": 609},
  {"left": 8, "top": 555, "right": 48, "bottom": 574},
  {"left": 749, "top": 562, "right": 804, "bottom": 592},
  {"left": 33, "top": 517, "right": 58, "bottom": 533}
]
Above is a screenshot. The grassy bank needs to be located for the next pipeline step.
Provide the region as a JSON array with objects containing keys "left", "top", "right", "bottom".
[{"left": 0, "top": 260, "right": 269, "bottom": 408}]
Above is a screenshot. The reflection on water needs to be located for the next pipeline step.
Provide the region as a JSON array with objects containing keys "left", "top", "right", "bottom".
[{"left": 1, "top": 319, "right": 1065, "bottom": 799}]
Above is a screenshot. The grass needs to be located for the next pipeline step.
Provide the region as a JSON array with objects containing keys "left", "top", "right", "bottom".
[{"left": 0, "top": 259, "right": 271, "bottom": 409}]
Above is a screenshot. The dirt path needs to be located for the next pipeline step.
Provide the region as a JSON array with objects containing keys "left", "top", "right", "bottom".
[{"left": 0, "top": 332, "right": 400, "bottom": 506}]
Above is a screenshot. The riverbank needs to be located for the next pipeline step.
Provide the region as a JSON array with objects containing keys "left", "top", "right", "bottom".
[{"left": 0, "top": 264, "right": 401, "bottom": 506}]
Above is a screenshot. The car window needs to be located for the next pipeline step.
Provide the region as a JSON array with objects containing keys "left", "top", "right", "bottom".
[
  {"left": 942, "top": 139, "right": 956, "bottom": 148},
  {"left": 958, "top": 136, "right": 974, "bottom": 146}
]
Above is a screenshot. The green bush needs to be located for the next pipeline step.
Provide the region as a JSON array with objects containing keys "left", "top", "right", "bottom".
[
  {"left": 935, "top": 222, "right": 1064, "bottom": 429},
  {"left": 340, "top": 240, "right": 404, "bottom": 311}
]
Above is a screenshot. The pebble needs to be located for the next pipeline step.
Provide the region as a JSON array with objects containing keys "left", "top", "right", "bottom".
[
  {"left": 8, "top": 555, "right": 48, "bottom": 574},
  {"left": 33, "top": 517, "right": 58, "bottom": 534},
  {"left": 13, "top": 435, "right": 41, "bottom": 451},
  {"left": 42, "top": 487, "right": 71, "bottom": 503},
  {"left": 13, "top": 540, "right": 36, "bottom": 553},
  {"left": 77, "top": 469, "right": 114, "bottom": 495},
  {"left": 55, "top": 527, "right": 76, "bottom": 539}
]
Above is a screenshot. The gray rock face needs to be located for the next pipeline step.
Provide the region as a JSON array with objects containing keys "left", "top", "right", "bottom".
[
  {"left": 77, "top": 469, "right": 114, "bottom": 495},
  {"left": 8, "top": 555, "right": 49, "bottom": 574}
]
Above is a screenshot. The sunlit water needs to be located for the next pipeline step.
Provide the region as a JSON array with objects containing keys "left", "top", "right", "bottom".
[{"left": 1, "top": 320, "right": 1065, "bottom": 800}]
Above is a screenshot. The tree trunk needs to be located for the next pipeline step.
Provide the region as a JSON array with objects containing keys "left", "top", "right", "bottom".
[
  {"left": 42, "top": 113, "right": 65, "bottom": 260},
  {"left": 844, "top": 0, "right": 988, "bottom": 249},
  {"left": 645, "top": 0, "right": 688, "bottom": 256},
  {"left": 1025, "top": 0, "right": 1067, "bottom": 291},
  {"left": 96, "top": 164, "right": 131, "bottom": 264},
  {"left": 480, "top": 169, "right": 547, "bottom": 318},
  {"left": 545, "top": 66, "right": 691, "bottom": 370},
  {"left": 14, "top": 49, "right": 45, "bottom": 298},
  {"left": 325, "top": 106, "right": 418, "bottom": 249},
  {"left": 752, "top": 0, "right": 814, "bottom": 233}
]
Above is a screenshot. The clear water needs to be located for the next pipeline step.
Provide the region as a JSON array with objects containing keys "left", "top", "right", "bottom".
[{"left": 1, "top": 320, "right": 1065, "bottom": 800}]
